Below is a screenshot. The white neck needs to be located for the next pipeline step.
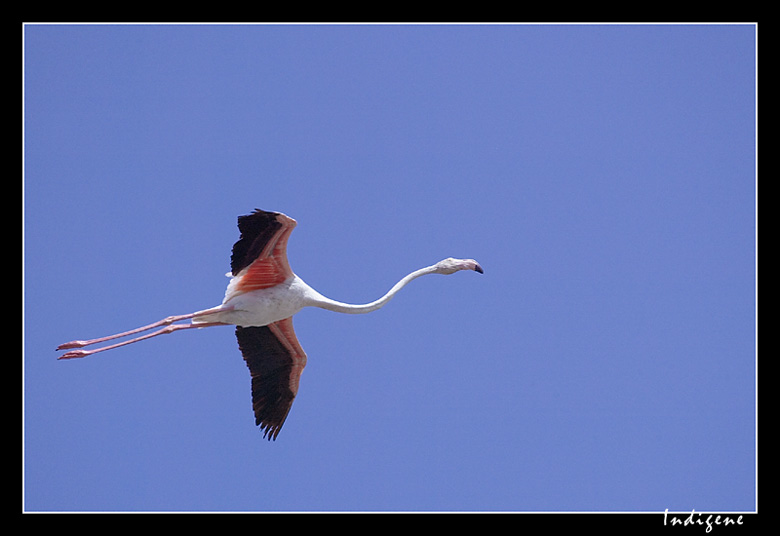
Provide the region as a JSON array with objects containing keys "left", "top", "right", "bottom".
[{"left": 307, "top": 265, "right": 439, "bottom": 315}]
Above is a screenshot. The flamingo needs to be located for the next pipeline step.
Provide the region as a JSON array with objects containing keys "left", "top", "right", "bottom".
[{"left": 57, "top": 209, "right": 483, "bottom": 440}]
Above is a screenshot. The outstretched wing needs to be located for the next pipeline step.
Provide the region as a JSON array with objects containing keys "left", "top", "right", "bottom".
[
  {"left": 230, "top": 209, "right": 297, "bottom": 294},
  {"left": 235, "top": 318, "right": 307, "bottom": 440}
]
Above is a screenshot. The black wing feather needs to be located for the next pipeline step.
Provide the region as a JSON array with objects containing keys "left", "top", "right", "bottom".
[
  {"left": 230, "top": 209, "right": 284, "bottom": 276},
  {"left": 235, "top": 325, "right": 298, "bottom": 441}
]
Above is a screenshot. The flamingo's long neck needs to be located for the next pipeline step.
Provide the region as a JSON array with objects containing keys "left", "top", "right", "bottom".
[{"left": 308, "top": 265, "right": 438, "bottom": 315}]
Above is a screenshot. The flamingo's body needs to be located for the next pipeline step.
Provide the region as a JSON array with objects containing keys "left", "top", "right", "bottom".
[{"left": 58, "top": 210, "right": 483, "bottom": 440}]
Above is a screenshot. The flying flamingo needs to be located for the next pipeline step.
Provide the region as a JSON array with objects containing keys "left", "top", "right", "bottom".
[{"left": 57, "top": 209, "right": 483, "bottom": 440}]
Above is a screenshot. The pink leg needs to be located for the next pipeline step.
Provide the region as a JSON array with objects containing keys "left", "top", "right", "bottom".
[
  {"left": 56, "top": 306, "right": 230, "bottom": 350},
  {"left": 58, "top": 321, "right": 227, "bottom": 360}
]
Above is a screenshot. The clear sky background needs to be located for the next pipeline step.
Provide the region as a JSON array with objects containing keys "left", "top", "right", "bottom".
[{"left": 23, "top": 24, "right": 756, "bottom": 512}]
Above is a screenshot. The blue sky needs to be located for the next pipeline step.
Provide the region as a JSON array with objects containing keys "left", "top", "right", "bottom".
[{"left": 23, "top": 23, "right": 756, "bottom": 512}]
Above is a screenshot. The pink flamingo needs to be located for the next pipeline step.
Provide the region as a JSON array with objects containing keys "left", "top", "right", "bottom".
[{"left": 57, "top": 209, "right": 483, "bottom": 440}]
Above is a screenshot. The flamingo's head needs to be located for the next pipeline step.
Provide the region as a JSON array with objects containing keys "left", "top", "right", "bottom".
[{"left": 433, "top": 257, "right": 484, "bottom": 275}]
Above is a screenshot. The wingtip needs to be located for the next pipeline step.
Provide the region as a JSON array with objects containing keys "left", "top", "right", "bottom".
[{"left": 260, "top": 423, "right": 281, "bottom": 441}]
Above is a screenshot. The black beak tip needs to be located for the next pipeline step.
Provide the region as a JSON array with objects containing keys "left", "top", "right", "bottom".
[{"left": 474, "top": 264, "right": 484, "bottom": 274}]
